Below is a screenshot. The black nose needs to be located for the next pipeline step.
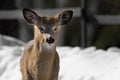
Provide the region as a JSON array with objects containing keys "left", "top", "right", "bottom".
[{"left": 46, "top": 37, "right": 55, "bottom": 44}]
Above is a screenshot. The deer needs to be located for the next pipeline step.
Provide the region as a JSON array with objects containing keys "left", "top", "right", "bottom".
[{"left": 20, "top": 8, "right": 73, "bottom": 80}]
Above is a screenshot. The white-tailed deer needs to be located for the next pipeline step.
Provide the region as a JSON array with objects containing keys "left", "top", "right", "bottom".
[{"left": 20, "top": 8, "right": 73, "bottom": 80}]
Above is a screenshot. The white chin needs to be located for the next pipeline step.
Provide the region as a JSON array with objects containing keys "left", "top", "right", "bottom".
[{"left": 43, "top": 42, "right": 54, "bottom": 50}]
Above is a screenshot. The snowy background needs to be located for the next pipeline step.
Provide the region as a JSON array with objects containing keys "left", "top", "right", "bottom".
[
  {"left": 0, "top": 35, "right": 120, "bottom": 80},
  {"left": 0, "top": 0, "right": 120, "bottom": 80},
  {"left": 0, "top": 45, "right": 120, "bottom": 80}
]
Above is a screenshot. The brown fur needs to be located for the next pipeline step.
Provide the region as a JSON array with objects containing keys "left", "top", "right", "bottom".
[
  {"left": 20, "top": 8, "right": 73, "bottom": 80},
  {"left": 20, "top": 41, "right": 59, "bottom": 80},
  {"left": 20, "top": 16, "right": 60, "bottom": 80}
]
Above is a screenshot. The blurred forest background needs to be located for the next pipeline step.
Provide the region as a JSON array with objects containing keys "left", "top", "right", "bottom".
[{"left": 0, "top": 0, "right": 120, "bottom": 49}]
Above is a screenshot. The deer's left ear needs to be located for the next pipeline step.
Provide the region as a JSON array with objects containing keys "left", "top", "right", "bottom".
[{"left": 58, "top": 10, "right": 73, "bottom": 25}]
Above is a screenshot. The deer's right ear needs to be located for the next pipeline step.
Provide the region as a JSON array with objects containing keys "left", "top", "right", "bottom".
[{"left": 22, "top": 8, "right": 39, "bottom": 24}]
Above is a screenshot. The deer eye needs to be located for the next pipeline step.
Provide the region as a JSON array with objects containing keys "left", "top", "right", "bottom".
[
  {"left": 53, "top": 27, "right": 57, "bottom": 32},
  {"left": 40, "top": 26, "right": 45, "bottom": 33}
]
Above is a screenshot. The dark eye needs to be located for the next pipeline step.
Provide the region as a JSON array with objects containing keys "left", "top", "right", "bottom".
[
  {"left": 53, "top": 27, "right": 57, "bottom": 32},
  {"left": 40, "top": 26, "right": 45, "bottom": 33}
]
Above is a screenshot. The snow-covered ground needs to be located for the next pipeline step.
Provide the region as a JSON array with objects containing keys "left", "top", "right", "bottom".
[{"left": 0, "top": 46, "right": 120, "bottom": 80}]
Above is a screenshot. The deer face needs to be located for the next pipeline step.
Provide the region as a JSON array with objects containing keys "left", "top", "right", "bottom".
[{"left": 22, "top": 8, "right": 73, "bottom": 45}]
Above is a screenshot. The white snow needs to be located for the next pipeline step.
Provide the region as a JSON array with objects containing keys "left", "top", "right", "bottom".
[{"left": 0, "top": 46, "right": 120, "bottom": 80}]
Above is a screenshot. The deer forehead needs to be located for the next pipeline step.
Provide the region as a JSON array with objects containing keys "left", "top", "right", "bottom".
[{"left": 38, "top": 16, "right": 58, "bottom": 27}]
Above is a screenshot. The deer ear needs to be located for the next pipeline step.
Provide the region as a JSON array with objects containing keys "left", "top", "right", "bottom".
[
  {"left": 22, "top": 8, "right": 39, "bottom": 24},
  {"left": 58, "top": 10, "right": 73, "bottom": 25}
]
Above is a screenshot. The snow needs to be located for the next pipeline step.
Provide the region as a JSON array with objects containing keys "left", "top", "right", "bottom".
[{"left": 0, "top": 46, "right": 120, "bottom": 80}]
